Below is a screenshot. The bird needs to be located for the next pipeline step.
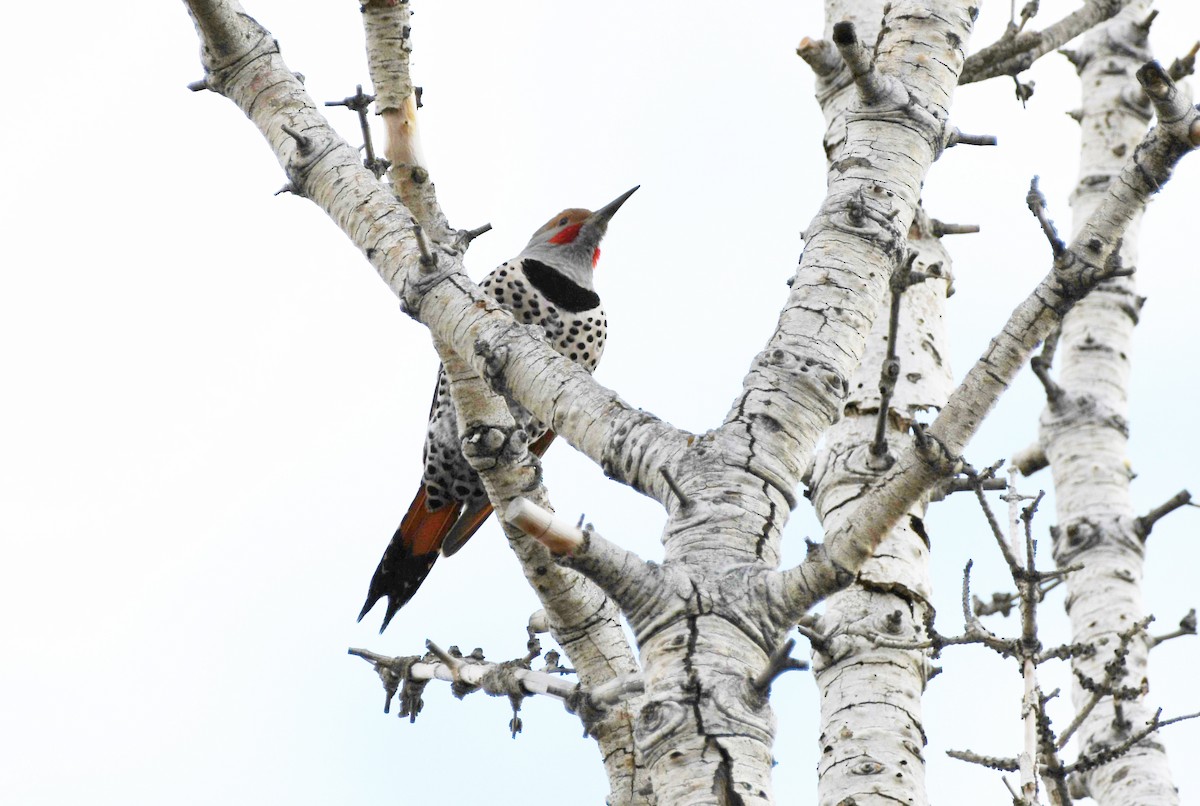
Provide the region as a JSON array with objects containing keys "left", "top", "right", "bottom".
[{"left": 359, "top": 186, "right": 639, "bottom": 632}]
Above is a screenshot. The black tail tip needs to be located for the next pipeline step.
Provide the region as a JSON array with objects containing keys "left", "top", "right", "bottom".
[
  {"left": 356, "top": 599, "right": 397, "bottom": 634},
  {"left": 359, "top": 594, "right": 401, "bottom": 633},
  {"left": 378, "top": 601, "right": 402, "bottom": 634},
  {"left": 357, "top": 595, "right": 380, "bottom": 626}
]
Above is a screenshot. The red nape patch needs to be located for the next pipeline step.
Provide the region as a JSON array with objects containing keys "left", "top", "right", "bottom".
[
  {"left": 592, "top": 247, "right": 601, "bottom": 267},
  {"left": 549, "top": 223, "right": 583, "bottom": 245}
]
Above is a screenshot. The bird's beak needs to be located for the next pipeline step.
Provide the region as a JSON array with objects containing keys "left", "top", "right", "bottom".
[{"left": 588, "top": 185, "right": 640, "bottom": 230}]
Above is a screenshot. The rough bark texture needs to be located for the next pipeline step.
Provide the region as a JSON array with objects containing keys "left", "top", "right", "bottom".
[
  {"left": 796, "top": 6, "right": 957, "bottom": 803},
  {"left": 1042, "top": 4, "right": 1181, "bottom": 802},
  {"left": 179, "top": 1, "right": 1200, "bottom": 802},
  {"left": 597, "top": 4, "right": 979, "bottom": 801},
  {"left": 786, "top": 41, "right": 1200, "bottom": 613},
  {"left": 808, "top": 212, "right": 953, "bottom": 806}
]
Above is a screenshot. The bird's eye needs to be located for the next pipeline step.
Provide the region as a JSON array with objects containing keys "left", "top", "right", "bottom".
[{"left": 558, "top": 217, "right": 569, "bottom": 226}]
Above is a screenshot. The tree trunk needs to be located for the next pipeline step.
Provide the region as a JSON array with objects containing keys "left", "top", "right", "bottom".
[{"left": 1042, "top": 3, "right": 1181, "bottom": 802}]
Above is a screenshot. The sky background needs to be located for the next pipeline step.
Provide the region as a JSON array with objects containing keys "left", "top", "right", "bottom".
[{"left": 3, "top": 2, "right": 1200, "bottom": 803}]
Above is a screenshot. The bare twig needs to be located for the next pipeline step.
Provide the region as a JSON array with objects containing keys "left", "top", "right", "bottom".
[
  {"left": 410, "top": 221, "right": 436, "bottom": 271},
  {"left": 946, "top": 747, "right": 1019, "bottom": 772},
  {"left": 965, "top": 467, "right": 1024, "bottom": 573},
  {"left": 326, "top": 84, "right": 390, "bottom": 179},
  {"left": 348, "top": 642, "right": 642, "bottom": 719},
  {"left": 871, "top": 255, "right": 910, "bottom": 462},
  {"left": 1148, "top": 609, "right": 1197, "bottom": 649},
  {"left": 1062, "top": 709, "right": 1200, "bottom": 776},
  {"left": 930, "top": 219, "right": 981, "bottom": 236},
  {"left": 751, "top": 638, "right": 809, "bottom": 693},
  {"left": 454, "top": 223, "right": 493, "bottom": 252},
  {"left": 1030, "top": 324, "right": 1063, "bottom": 405},
  {"left": 974, "top": 572, "right": 1074, "bottom": 619},
  {"left": 425, "top": 639, "right": 466, "bottom": 682},
  {"left": 659, "top": 466, "right": 693, "bottom": 510},
  {"left": 940, "top": 475, "right": 1007, "bottom": 497},
  {"left": 1135, "top": 489, "right": 1192, "bottom": 540},
  {"left": 1061, "top": 616, "right": 1153, "bottom": 747},
  {"left": 946, "top": 129, "right": 999, "bottom": 147},
  {"left": 1167, "top": 42, "right": 1200, "bottom": 81},
  {"left": 1026, "top": 176, "right": 1066, "bottom": 258},
  {"left": 796, "top": 619, "right": 833, "bottom": 658}
]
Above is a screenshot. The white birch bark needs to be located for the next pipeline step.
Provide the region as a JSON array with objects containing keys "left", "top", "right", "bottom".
[
  {"left": 580, "top": 4, "right": 978, "bottom": 801},
  {"left": 799, "top": 5, "right": 957, "bottom": 802},
  {"left": 179, "top": 1, "right": 1200, "bottom": 802},
  {"left": 783, "top": 56, "right": 1200, "bottom": 609},
  {"left": 808, "top": 211, "right": 954, "bottom": 806},
  {"left": 959, "top": 0, "right": 1136, "bottom": 84},
  {"left": 1040, "top": 4, "right": 1181, "bottom": 802}
]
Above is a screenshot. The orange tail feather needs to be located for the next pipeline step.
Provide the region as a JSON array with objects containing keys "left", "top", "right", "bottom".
[
  {"left": 529, "top": 430, "right": 557, "bottom": 458},
  {"left": 359, "top": 432, "right": 559, "bottom": 632},
  {"left": 358, "top": 487, "right": 461, "bottom": 632},
  {"left": 401, "top": 487, "right": 461, "bottom": 556}
]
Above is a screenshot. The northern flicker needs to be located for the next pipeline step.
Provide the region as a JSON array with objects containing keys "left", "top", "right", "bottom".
[{"left": 359, "top": 186, "right": 639, "bottom": 632}]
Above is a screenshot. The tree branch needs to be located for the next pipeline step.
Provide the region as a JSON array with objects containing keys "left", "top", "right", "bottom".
[
  {"left": 504, "top": 497, "right": 673, "bottom": 625},
  {"left": 780, "top": 63, "right": 1200, "bottom": 614},
  {"left": 1136, "top": 489, "right": 1192, "bottom": 540},
  {"left": 182, "top": 0, "right": 688, "bottom": 508},
  {"left": 348, "top": 644, "right": 645, "bottom": 734},
  {"left": 959, "top": 0, "right": 1135, "bottom": 84}
]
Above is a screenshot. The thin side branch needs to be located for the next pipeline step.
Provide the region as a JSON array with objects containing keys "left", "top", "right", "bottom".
[
  {"left": 348, "top": 645, "right": 645, "bottom": 722},
  {"left": 505, "top": 497, "right": 586, "bottom": 556},
  {"left": 797, "top": 36, "right": 843, "bottom": 79},
  {"left": 946, "top": 128, "right": 999, "bottom": 147},
  {"left": 870, "top": 252, "right": 919, "bottom": 462},
  {"left": 751, "top": 638, "right": 809, "bottom": 693},
  {"left": 931, "top": 219, "right": 982, "bottom": 236},
  {"left": 831, "top": 21, "right": 892, "bottom": 104},
  {"left": 325, "top": 84, "right": 390, "bottom": 178},
  {"left": 1136, "top": 489, "right": 1192, "bottom": 539},
  {"left": 504, "top": 497, "right": 665, "bottom": 619},
  {"left": 1026, "top": 176, "right": 1066, "bottom": 257},
  {"left": 960, "top": 0, "right": 1136, "bottom": 84},
  {"left": 1148, "top": 609, "right": 1198, "bottom": 649}
]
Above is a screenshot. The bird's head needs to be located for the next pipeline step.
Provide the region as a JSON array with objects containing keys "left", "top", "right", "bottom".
[{"left": 518, "top": 186, "right": 639, "bottom": 289}]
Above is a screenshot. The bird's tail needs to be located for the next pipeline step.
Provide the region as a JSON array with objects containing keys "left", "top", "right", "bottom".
[
  {"left": 357, "top": 486, "right": 462, "bottom": 633},
  {"left": 358, "top": 431, "right": 558, "bottom": 632}
]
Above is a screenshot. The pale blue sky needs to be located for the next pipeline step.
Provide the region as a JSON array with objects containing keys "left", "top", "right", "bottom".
[{"left": 3, "top": 2, "right": 1199, "bottom": 803}]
